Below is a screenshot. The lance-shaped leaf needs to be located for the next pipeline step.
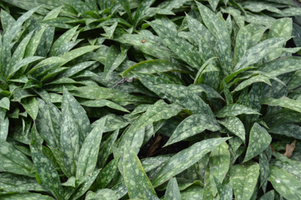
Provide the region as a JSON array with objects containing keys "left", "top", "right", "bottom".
[
  {"left": 123, "top": 146, "right": 159, "bottom": 200},
  {"left": 76, "top": 116, "right": 106, "bottom": 179},
  {"left": 86, "top": 189, "right": 118, "bottom": 200},
  {"left": 230, "top": 161, "right": 259, "bottom": 200},
  {"left": 232, "top": 75, "right": 271, "bottom": 93},
  {"left": 216, "top": 104, "right": 260, "bottom": 118},
  {"left": 149, "top": 21, "right": 203, "bottom": 70},
  {"left": 35, "top": 99, "right": 61, "bottom": 149},
  {"left": 262, "top": 96, "right": 301, "bottom": 113},
  {"left": 0, "top": 117, "right": 9, "bottom": 140},
  {"left": 209, "top": 142, "right": 230, "bottom": 195},
  {"left": 0, "top": 193, "right": 54, "bottom": 200},
  {"left": 269, "top": 124, "right": 301, "bottom": 140},
  {"left": 234, "top": 37, "right": 288, "bottom": 71},
  {"left": 0, "top": 140, "right": 34, "bottom": 177},
  {"left": 62, "top": 88, "right": 90, "bottom": 144},
  {"left": 259, "top": 57, "right": 301, "bottom": 77},
  {"left": 268, "top": 166, "right": 301, "bottom": 199},
  {"left": 9, "top": 56, "right": 44, "bottom": 78},
  {"left": 80, "top": 99, "right": 129, "bottom": 113},
  {"left": 21, "top": 97, "right": 39, "bottom": 120},
  {"left": 24, "top": 26, "right": 47, "bottom": 58},
  {"left": 117, "top": 0, "right": 132, "bottom": 22},
  {"left": 49, "top": 26, "right": 79, "bottom": 56},
  {"left": 122, "top": 59, "right": 188, "bottom": 79},
  {"left": 164, "top": 178, "right": 181, "bottom": 200},
  {"left": 60, "top": 45, "right": 100, "bottom": 64},
  {"left": 165, "top": 114, "right": 220, "bottom": 146},
  {"left": 133, "top": 0, "right": 155, "bottom": 28},
  {"left": 243, "top": 123, "right": 272, "bottom": 162},
  {"left": 258, "top": 190, "right": 275, "bottom": 200},
  {"left": 219, "top": 116, "right": 245, "bottom": 143},
  {"left": 104, "top": 45, "right": 129, "bottom": 79},
  {"left": 154, "top": 84, "right": 214, "bottom": 116},
  {"left": 152, "top": 137, "right": 230, "bottom": 187},
  {"left": 96, "top": 158, "right": 119, "bottom": 189},
  {"left": 60, "top": 104, "right": 80, "bottom": 177},
  {"left": 30, "top": 145, "right": 64, "bottom": 200},
  {"left": 134, "top": 100, "right": 182, "bottom": 132}
]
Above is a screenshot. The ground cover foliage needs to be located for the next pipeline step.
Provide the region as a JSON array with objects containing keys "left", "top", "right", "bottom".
[{"left": 1, "top": 0, "right": 301, "bottom": 199}]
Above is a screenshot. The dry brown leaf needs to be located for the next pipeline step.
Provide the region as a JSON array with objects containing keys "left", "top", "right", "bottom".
[
  {"left": 284, "top": 140, "right": 296, "bottom": 158},
  {"left": 147, "top": 135, "right": 161, "bottom": 157}
]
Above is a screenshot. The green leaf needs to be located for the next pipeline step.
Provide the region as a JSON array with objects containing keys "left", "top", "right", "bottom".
[
  {"left": 35, "top": 99, "right": 60, "bottom": 149},
  {"left": 164, "top": 178, "right": 181, "bottom": 200},
  {"left": 58, "top": 61, "right": 96, "bottom": 78},
  {"left": 21, "top": 97, "right": 39, "bottom": 120},
  {"left": 0, "top": 97, "right": 10, "bottom": 110},
  {"left": 49, "top": 26, "right": 79, "bottom": 56},
  {"left": 209, "top": 142, "right": 230, "bottom": 195},
  {"left": 62, "top": 87, "right": 90, "bottom": 144},
  {"left": 269, "top": 124, "right": 301, "bottom": 140},
  {"left": 43, "top": 6, "right": 63, "bottom": 20},
  {"left": 133, "top": 0, "right": 155, "bottom": 28},
  {"left": 76, "top": 116, "right": 106, "bottom": 179},
  {"left": 98, "top": 129, "right": 119, "bottom": 168},
  {"left": 243, "top": 123, "right": 271, "bottom": 162},
  {"left": 262, "top": 96, "right": 301, "bottom": 113},
  {"left": 234, "top": 37, "right": 288, "bottom": 72},
  {"left": 0, "top": 140, "right": 34, "bottom": 177},
  {"left": 0, "top": 117, "right": 9, "bottom": 140},
  {"left": 60, "top": 103, "right": 80, "bottom": 177},
  {"left": 165, "top": 114, "right": 220, "bottom": 146},
  {"left": 216, "top": 104, "right": 260, "bottom": 118},
  {"left": 71, "top": 170, "right": 100, "bottom": 200},
  {"left": 230, "top": 161, "right": 259, "bottom": 200},
  {"left": 219, "top": 116, "right": 245, "bottom": 143},
  {"left": 268, "top": 166, "right": 301, "bottom": 199},
  {"left": 123, "top": 146, "right": 159, "bottom": 200},
  {"left": 9, "top": 56, "right": 44, "bottom": 78},
  {"left": 80, "top": 99, "right": 129, "bottom": 113},
  {"left": 258, "top": 190, "right": 275, "bottom": 200},
  {"left": 149, "top": 21, "right": 203, "bottom": 70},
  {"left": 152, "top": 137, "right": 230, "bottom": 187},
  {"left": 155, "top": 84, "right": 214, "bottom": 116},
  {"left": 117, "top": 0, "right": 132, "bottom": 23},
  {"left": 134, "top": 100, "right": 181, "bottom": 132},
  {"left": 24, "top": 26, "right": 47, "bottom": 58},
  {"left": 122, "top": 59, "right": 188, "bottom": 79},
  {"left": 30, "top": 145, "right": 64, "bottom": 200},
  {"left": 259, "top": 57, "right": 301, "bottom": 77},
  {"left": 86, "top": 189, "right": 118, "bottom": 200},
  {"left": 180, "top": 185, "right": 204, "bottom": 200},
  {"left": 0, "top": 193, "right": 54, "bottom": 200},
  {"left": 232, "top": 75, "right": 271, "bottom": 93},
  {"left": 61, "top": 45, "right": 100, "bottom": 63},
  {"left": 95, "top": 158, "right": 119, "bottom": 189}
]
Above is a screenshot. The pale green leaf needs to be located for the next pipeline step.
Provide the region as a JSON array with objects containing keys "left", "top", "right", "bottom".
[
  {"left": 262, "top": 96, "right": 301, "bottom": 113},
  {"left": 0, "top": 117, "right": 9, "bottom": 140},
  {"left": 232, "top": 75, "right": 271, "bottom": 93},
  {"left": 95, "top": 158, "right": 119, "bottom": 189},
  {"left": 0, "top": 193, "right": 54, "bottom": 200},
  {"left": 21, "top": 97, "right": 39, "bottom": 120},
  {"left": 80, "top": 99, "right": 129, "bottom": 113},
  {"left": 86, "top": 189, "right": 118, "bottom": 200}
]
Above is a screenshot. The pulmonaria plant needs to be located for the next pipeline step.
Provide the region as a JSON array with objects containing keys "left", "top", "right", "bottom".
[{"left": 1, "top": 0, "right": 301, "bottom": 200}]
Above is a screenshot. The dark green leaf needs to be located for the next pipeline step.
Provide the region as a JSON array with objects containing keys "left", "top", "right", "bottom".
[
  {"left": 21, "top": 97, "right": 39, "bottom": 120},
  {"left": 219, "top": 116, "right": 245, "bottom": 143},
  {"left": 164, "top": 178, "right": 181, "bottom": 200},
  {"left": 216, "top": 104, "right": 260, "bottom": 118}
]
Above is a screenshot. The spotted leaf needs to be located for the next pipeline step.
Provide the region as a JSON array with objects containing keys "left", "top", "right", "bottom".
[
  {"left": 262, "top": 96, "right": 301, "bottom": 113},
  {"left": 123, "top": 146, "right": 159, "bottom": 200},
  {"left": 218, "top": 116, "right": 245, "bottom": 143},
  {"left": 165, "top": 114, "right": 220, "bottom": 146},
  {"left": 216, "top": 104, "right": 260, "bottom": 118},
  {"left": 152, "top": 137, "right": 230, "bottom": 187},
  {"left": 164, "top": 178, "right": 181, "bottom": 200},
  {"left": 268, "top": 166, "right": 301, "bottom": 199},
  {"left": 230, "top": 161, "right": 259, "bottom": 200},
  {"left": 76, "top": 116, "right": 106, "bottom": 179},
  {"left": 243, "top": 123, "right": 272, "bottom": 162}
]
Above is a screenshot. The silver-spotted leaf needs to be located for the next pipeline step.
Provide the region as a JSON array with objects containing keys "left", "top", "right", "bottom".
[
  {"left": 0, "top": 193, "right": 54, "bottom": 200},
  {"left": 232, "top": 75, "right": 271, "bottom": 93},
  {"left": 268, "top": 166, "right": 301, "bottom": 199},
  {"left": 218, "top": 116, "right": 245, "bottom": 143},
  {"left": 243, "top": 123, "right": 272, "bottom": 162},
  {"left": 0, "top": 140, "right": 34, "bottom": 177},
  {"left": 0, "top": 117, "right": 9, "bottom": 140},
  {"left": 216, "top": 104, "right": 260, "bottom": 118},
  {"left": 262, "top": 96, "right": 301, "bottom": 113},
  {"left": 86, "top": 189, "right": 118, "bottom": 200},
  {"left": 21, "top": 97, "right": 39, "bottom": 120},
  {"left": 123, "top": 146, "right": 159, "bottom": 200},
  {"left": 164, "top": 178, "right": 181, "bottom": 200},
  {"left": 230, "top": 161, "right": 259, "bottom": 200},
  {"left": 152, "top": 137, "right": 230, "bottom": 187},
  {"left": 165, "top": 114, "right": 220, "bottom": 146},
  {"left": 76, "top": 116, "right": 106, "bottom": 179}
]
